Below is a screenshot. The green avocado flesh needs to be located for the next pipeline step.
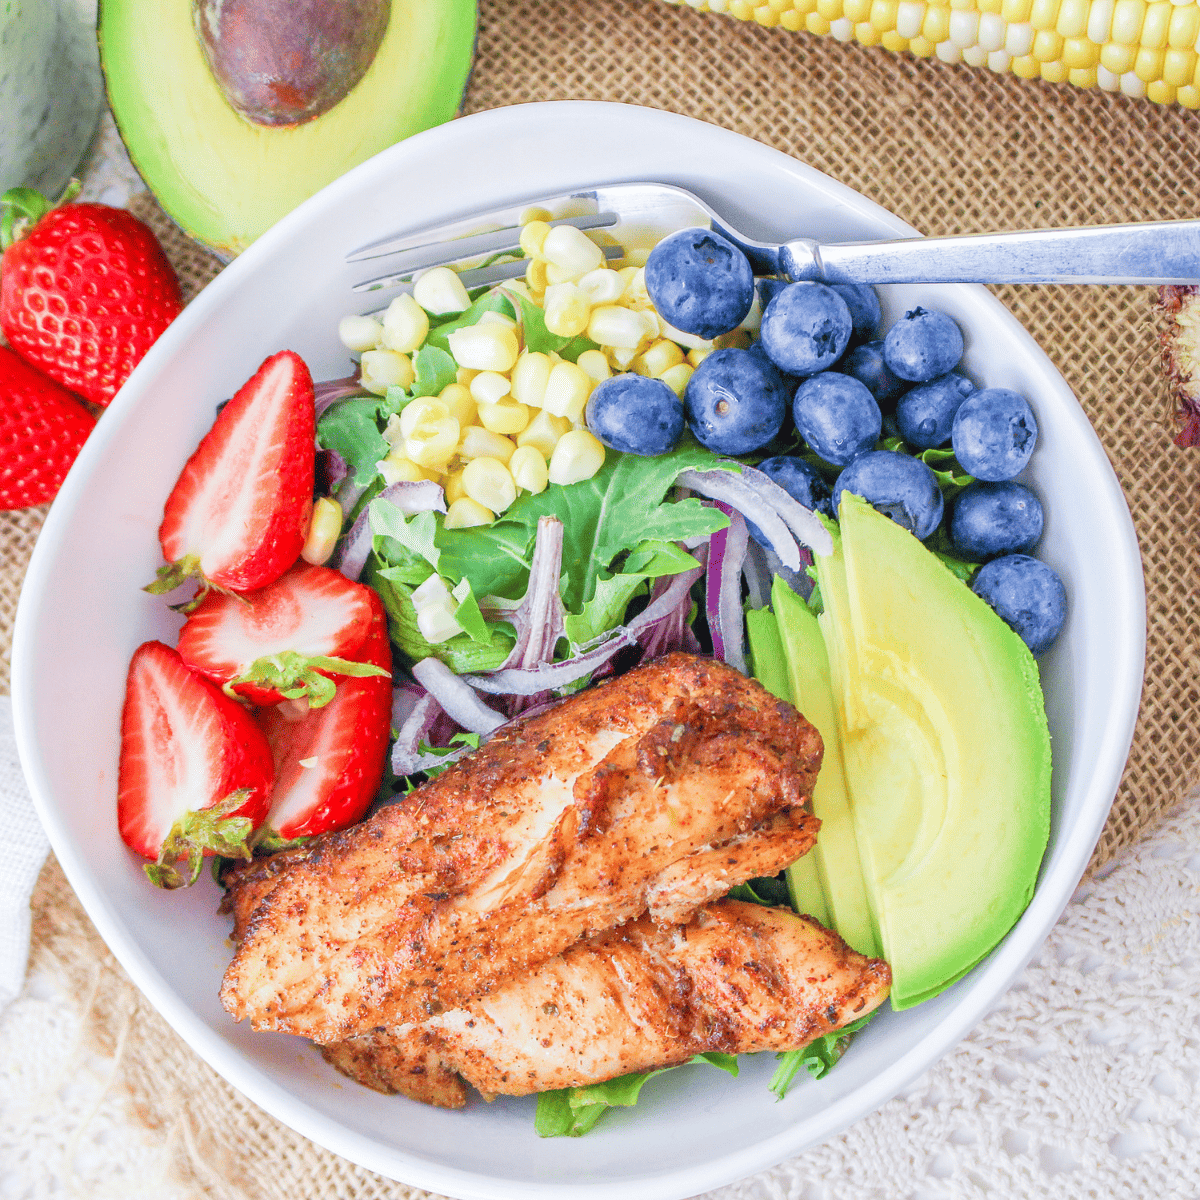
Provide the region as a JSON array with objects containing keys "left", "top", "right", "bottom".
[
  {"left": 816, "top": 494, "right": 1051, "bottom": 1009},
  {"left": 99, "top": 0, "right": 477, "bottom": 256}
]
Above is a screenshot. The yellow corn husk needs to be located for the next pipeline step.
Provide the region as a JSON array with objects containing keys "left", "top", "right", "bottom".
[{"left": 656, "top": 0, "right": 1200, "bottom": 104}]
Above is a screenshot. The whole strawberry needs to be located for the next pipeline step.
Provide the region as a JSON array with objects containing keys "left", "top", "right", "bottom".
[
  {"left": 0, "top": 187, "right": 182, "bottom": 407},
  {"left": 0, "top": 345, "right": 95, "bottom": 509}
]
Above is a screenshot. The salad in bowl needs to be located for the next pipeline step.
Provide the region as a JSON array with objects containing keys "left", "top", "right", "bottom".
[{"left": 11, "top": 102, "right": 1144, "bottom": 1200}]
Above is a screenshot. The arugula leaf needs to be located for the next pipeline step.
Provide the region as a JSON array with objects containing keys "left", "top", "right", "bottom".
[
  {"left": 411, "top": 345, "right": 458, "bottom": 398},
  {"left": 768, "top": 1014, "right": 875, "bottom": 1099},
  {"left": 535, "top": 1054, "right": 740, "bottom": 1138},
  {"left": 435, "top": 445, "right": 733, "bottom": 612},
  {"left": 558, "top": 333, "right": 601, "bottom": 363},
  {"left": 563, "top": 573, "right": 648, "bottom": 647},
  {"left": 423, "top": 291, "right": 516, "bottom": 353},
  {"left": 451, "top": 578, "right": 490, "bottom": 644},
  {"left": 419, "top": 731, "right": 481, "bottom": 778},
  {"left": 317, "top": 396, "right": 389, "bottom": 488},
  {"left": 623, "top": 539, "right": 701, "bottom": 577}
]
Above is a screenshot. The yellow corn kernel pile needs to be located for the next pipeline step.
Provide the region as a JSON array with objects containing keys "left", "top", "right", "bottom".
[
  {"left": 340, "top": 210, "right": 754, "bottom": 536},
  {"left": 660, "top": 0, "right": 1200, "bottom": 106}
]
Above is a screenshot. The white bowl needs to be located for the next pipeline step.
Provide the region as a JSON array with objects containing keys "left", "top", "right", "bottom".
[{"left": 11, "top": 102, "right": 1144, "bottom": 1200}]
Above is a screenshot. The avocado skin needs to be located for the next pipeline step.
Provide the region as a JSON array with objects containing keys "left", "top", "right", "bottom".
[
  {"left": 818, "top": 494, "right": 1051, "bottom": 1009},
  {"left": 99, "top": 0, "right": 477, "bottom": 256}
]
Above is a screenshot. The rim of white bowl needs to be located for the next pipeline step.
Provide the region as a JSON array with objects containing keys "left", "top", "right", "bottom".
[{"left": 12, "top": 101, "right": 1146, "bottom": 1200}]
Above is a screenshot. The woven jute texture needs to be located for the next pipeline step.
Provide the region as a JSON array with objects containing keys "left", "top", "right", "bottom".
[{"left": 5, "top": 0, "right": 1200, "bottom": 1195}]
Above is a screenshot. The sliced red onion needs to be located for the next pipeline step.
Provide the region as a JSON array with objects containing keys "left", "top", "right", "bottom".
[
  {"left": 734, "top": 464, "right": 833, "bottom": 557},
  {"left": 390, "top": 692, "right": 442, "bottom": 775},
  {"left": 675, "top": 468, "right": 802, "bottom": 570},
  {"left": 411, "top": 657, "right": 506, "bottom": 734},
  {"left": 391, "top": 681, "right": 425, "bottom": 730},
  {"left": 334, "top": 482, "right": 447, "bottom": 581},
  {"left": 705, "top": 502, "right": 749, "bottom": 675},
  {"left": 314, "top": 375, "right": 369, "bottom": 421},
  {"left": 637, "top": 549, "right": 705, "bottom": 659},
  {"left": 463, "top": 564, "right": 703, "bottom": 696},
  {"left": 497, "top": 516, "right": 566, "bottom": 671},
  {"left": 765, "top": 543, "right": 815, "bottom": 602}
]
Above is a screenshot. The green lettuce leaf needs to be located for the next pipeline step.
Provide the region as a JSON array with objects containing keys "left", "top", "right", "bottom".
[
  {"left": 451, "top": 577, "right": 490, "bottom": 644},
  {"left": 535, "top": 1054, "right": 740, "bottom": 1138},
  {"left": 727, "top": 875, "right": 792, "bottom": 907},
  {"left": 503, "top": 287, "right": 600, "bottom": 359},
  {"left": 768, "top": 1014, "right": 875, "bottom": 1099},
  {"left": 317, "top": 396, "right": 390, "bottom": 488},
  {"left": 411, "top": 345, "right": 458, "bottom": 398},
  {"left": 563, "top": 573, "right": 647, "bottom": 648},
  {"left": 435, "top": 445, "right": 734, "bottom": 612},
  {"left": 368, "top": 501, "right": 439, "bottom": 586}
]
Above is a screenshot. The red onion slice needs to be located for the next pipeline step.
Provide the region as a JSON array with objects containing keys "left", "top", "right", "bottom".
[
  {"left": 390, "top": 691, "right": 442, "bottom": 775},
  {"left": 676, "top": 468, "right": 801, "bottom": 569},
  {"left": 314, "top": 375, "right": 369, "bottom": 421},
  {"left": 411, "top": 658, "right": 506, "bottom": 734},
  {"left": 734, "top": 464, "right": 833, "bottom": 557},
  {"left": 705, "top": 502, "right": 749, "bottom": 674}
]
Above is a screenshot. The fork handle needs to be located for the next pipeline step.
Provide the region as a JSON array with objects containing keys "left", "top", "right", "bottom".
[{"left": 779, "top": 220, "right": 1200, "bottom": 286}]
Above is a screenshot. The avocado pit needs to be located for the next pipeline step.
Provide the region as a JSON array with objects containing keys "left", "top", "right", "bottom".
[{"left": 193, "top": 0, "right": 389, "bottom": 126}]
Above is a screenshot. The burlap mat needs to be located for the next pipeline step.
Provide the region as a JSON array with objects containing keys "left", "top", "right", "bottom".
[{"left": 5, "top": 1, "right": 1200, "bottom": 1194}]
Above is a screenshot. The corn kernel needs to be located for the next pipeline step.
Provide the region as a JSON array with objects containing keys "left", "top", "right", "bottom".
[
  {"left": 510, "top": 351, "right": 554, "bottom": 409},
  {"left": 659, "top": 362, "right": 694, "bottom": 399},
  {"left": 1100, "top": 39, "right": 1137, "bottom": 68},
  {"left": 447, "top": 324, "right": 519, "bottom": 372},
  {"left": 301, "top": 497, "right": 343, "bottom": 566},
  {"left": 923, "top": 4, "right": 951, "bottom": 36},
  {"left": 517, "top": 409, "right": 572, "bottom": 458},
  {"left": 1011, "top": 51, "right": 1042, "bottom": 74},
  {"left": 1164, "top": 45, "right": 1196, "bottom": 81},
  {"left": 1062, "top": 34, "right": 1101, "bottom": 63},
  {"left": 659, "top": 317, "right": 715, "bottom": 352},
  {"left": 444, "top": 497, "right": 494, "bottom": 529},
  {"left": 456, "top": 367, "right": 479, "bottom": 387},
  {"left": 636, "top": 338, "right": 686, "bottom": 378},
  {"left": 378, "top": 452, "right": 429, "bottom": 484},
  {"left": 439, "top": 382, "right": 477, "bottom": 427},
  {"left": 543, "top": 281, "right": 592, "bottom": 338},
  {"left": 621, "top": 268, "right": 652, "bottom": 310},
  {"left": 549, "top": 430, "right": 606, "bottom": 486},
  {"left": 1142, "top": 0, "right": 1171, "bottom": 44},
  {"left": 521, "top": 206, "right": 553, "bottom": 225},
  {"left": 576, "top": 348, "right": 611, "bottom": 384},
  {"left": 459, "top": 425, "right": 517, "bottom": 463},
  {"left": 1040, "top": 58, "right": 1070, "bottom": 79},
  {"left": 1032, "top": 29, "right": 1064, "bottom": 59},
  {"left": 542, "top": 362, "right": 593, "bottom": 421},
  {"left": 399, "top": 398, "right": 450, "bottom": 440},
  {"left": 478, "top": 310, "right": 518, "bottom": 332},
  {"left": 526, "top": 258, "right": 549, "bottom": 294},
  {"left": 1111, "top": 0, "right": 1145, "bottom": 42},
  {"left": 542, "top": 224, "right": 605, "bottom": 278},
  {"left": 1056, "top": 0, "right": 1089, "bottom": 33},
  {"left": 1176, "top": 82, "right": 1200, "bottom": 106},
  {"left": 687, "top": 346, "right": 714, "bottom": 368},
  {"left": 381, "top": 292, "right": 430, "bottom": 354},
  {"left": 577, "top": 268, "right": 625, "bottom": 306},
  {"left": 856, "top": 19, "right": 884, "bottom": 41},
  {"left": 360, "top": 349, "right": 414, "bottom": 395},
  {"left": 469, "top": 371, "right": 512, "bottom": 406},
  {"left": 1134, "top": 44, "right": 1165, "bottom": 76},
  {"left": 338, "top": 314, "right": 383, "bottom": 354},
  {"left": 1069, "top": 64, "right": 1099, "bottom": 84},
  {"left": 413, "top": 266, "right": 470, "bottom": 315},
  {"left": 477, "top": 396, "right": 531, "bottom": 435},
  {"left": 881, "top": 30, "right": 909, "bottom": 49},
  {"left": 520, "top": 220, "right": 552, "bottom": 259},
  {"left": 509, "top": 445, "right": 550, "bottom": 494},
  {"left": 589, "top": 305, "right": 650, "bottom": 349},
  {"left": 622, "top": 247, "right": 653, "bottom": 268},
  {"left": 1147, "top": 79, "right": 1177, "bottom": 101},
  {"left": 609, "top": 345, "right": 640, "bottom": 370},
  {"left": 405, "top": 415, "right": 460, "bottom": 469},
  {"left": 1088, "top": 0, "right": 1114, "bottom": 38},
  {"left": 463, "top": 456, "right": 518, "bottom": 513}
]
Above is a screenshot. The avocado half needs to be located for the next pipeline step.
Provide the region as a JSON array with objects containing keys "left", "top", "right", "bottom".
[
  {"left": 816, "top": 494, "right": 1052, "bottom": 1009},
  {"left": 99, "top": 0, "right": 476, "bottom": 256}
]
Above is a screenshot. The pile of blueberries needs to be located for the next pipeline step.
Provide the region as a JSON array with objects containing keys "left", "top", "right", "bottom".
[{"left": 583, "top": 228, "right": 1066, "bottom": 657}]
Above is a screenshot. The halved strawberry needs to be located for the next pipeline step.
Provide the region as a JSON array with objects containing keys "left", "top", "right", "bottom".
[
  {"left": 118, "top": 640, "right": 275, "bottom": 888},
  {"left": 177, "top": 562, "right": 388, "bottom": 707},
  {"left": 255, "top": 592, "right": 392, "bottom": 842},
  {"left": 149, "top": 350, "right": 315, "bottom": 599}
]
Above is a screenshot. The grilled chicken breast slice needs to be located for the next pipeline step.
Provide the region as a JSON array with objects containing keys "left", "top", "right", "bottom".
[{"left": 220, "top": 654, "right": 822, "bottom": 1043}]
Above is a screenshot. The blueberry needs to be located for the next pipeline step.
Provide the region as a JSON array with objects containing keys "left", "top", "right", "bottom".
[
  {"left": 757, "top": 277, "right": 788, "bottom": 310},
  {"left": 644, "top": 228, "right": 755, "bottom": 340},
  {"left": 748, "top": 337, "right": 800, "bottom": 397},
  {"left": 830, "top": 284, "right": 881, "bottom": 344},
  {"left": 951, "top": 481, "right": 1044, "bottom": 561},
  {"left": 972, "top": 554, "right": 1066, "bottom": 655},
  {"left": 883, "top": 307, "right": 964, "bottom": 382},
  {"left": 759, "top": 282, "right": 853, "bottom": 377},
  {"left": 685, "top": 347, "right": 790, "bottom": 455},
  {"left": 793, "top": 372, "right": 882, "bottom": 467},
  {"left": 834, "top": 449, "right": 944, "bottom": 540},
  {"left": 841, "top": 341, "right": 909, "bottom": 413},
  {"left": 895, "top": 372, "right": 975, "bottom": 450},
  {"left": 585, "top": 374, "right": 685, "bottom": 456},
  {"left": 951, "top": 388, "right": 1038, "bottom": 481},
  {"left": 756, "top": 455, "right": 833, "bottom": 517}
]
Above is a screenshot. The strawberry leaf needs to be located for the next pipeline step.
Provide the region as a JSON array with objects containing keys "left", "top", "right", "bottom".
[
  {"left": 228, "top": 652, "right": 390, "bottom": 709},
  {"left": 144, "top": 789, "right": 257, "bottom": 890}
]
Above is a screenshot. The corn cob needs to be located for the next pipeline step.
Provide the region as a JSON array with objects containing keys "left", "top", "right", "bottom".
[{"left": 660, "top": 0, "right": 1200, "bottom": 106}]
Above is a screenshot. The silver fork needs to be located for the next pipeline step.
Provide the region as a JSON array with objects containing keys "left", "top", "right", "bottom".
[{"left": 346, "top": 181, "right": 1200, "bottom": 300}]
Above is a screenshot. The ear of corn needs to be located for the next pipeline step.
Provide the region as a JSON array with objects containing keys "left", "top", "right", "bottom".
[{"left": 659, "top": 0, "right": 1200, "bottom": 106}]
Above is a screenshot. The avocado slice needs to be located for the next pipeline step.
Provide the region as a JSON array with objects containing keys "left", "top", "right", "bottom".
[
  {"left": 817, "top": 494, "right": 1051, "bottom": 1009},
  {"left": 770, "top": 577, "right": 880, "bottom": 960},
  {"left": 745, "top": 608, "right": 830, "bottom": 929},
  {"left": 99, "top": 0, "right": 476, "bottom": 255}
]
